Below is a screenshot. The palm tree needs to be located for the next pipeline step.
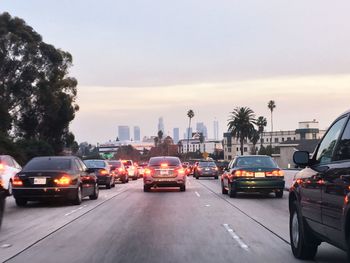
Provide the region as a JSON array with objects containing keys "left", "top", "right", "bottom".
[
  {"left": 249, "top": 129, "right": 260, "bottom": 155},
  {"left": 157, "top": 130, "right": 163, "bottom": 143},
  {"left": 186, "top": 109, "right": 194, "bottom": 156},
  {"left": 267, "top": 100, "right": 276, "bottom": 146},
  {"left": 227, "top": 107, "right": 256, "bottom": 155},
  {"left": 256, "top": 116, "right": 267, "bottom": 149}
]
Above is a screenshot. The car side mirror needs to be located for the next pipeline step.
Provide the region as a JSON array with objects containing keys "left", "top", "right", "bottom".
[{"left": 293, "top": 151, "right": 310, "bottom": 167}]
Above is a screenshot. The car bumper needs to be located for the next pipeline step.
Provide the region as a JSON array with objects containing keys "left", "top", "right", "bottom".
[
  {"left": 97, "top": 176, "right": 112, "bottom": 185},
  {"left": 144, "top": 177, "right": 186, "bottom": 187},
  {"left": 197, "top": 172, "right": 219, "bottom": 177},
  {"left": 231, "top": 178, "right": 285, "bottom": 192},
  {"left": 115, "top": 174, "right": 127, "bottom": 182},
  {"left": 13, "top": 187, "right": 78, "bottom": 200}
]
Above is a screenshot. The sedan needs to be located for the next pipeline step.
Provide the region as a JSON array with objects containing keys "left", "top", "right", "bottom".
[
  {"left": 12, "top": 156, "right": 99, "bottom": 206},
  {"left": 194, "top": 161, "right": 219, "bottom": 179},
  {"left": 221, "top": 155, "right": 285, "bottom": 198},
  {"left": 84, "top": 159, "right": 115, "bottom": 189}
]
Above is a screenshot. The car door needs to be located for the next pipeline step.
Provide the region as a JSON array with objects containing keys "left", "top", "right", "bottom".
[
  {"left": 322, "top": 115, "right": 350, "bottom": 247},
  {"left": 299, "top": 116, "right": 347, "bottom": 234}
]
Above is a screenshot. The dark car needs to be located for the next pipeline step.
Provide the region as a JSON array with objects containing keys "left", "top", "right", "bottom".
[
  {"left": 0, "top": 174, "right": 6, "bottom": 230},
  {"left": 107, "top": 160, "right": 128, "bottom": 183},
  {"left": 221, "top": 155, "right": 285, "bottom": 198},
  {"left": 84, "top": 159, "right": 115, "bottom": 189},
  {"left": 194, "top": 161, "right": 219, "bottom": 179},
  {"left": 289, "top": 109, "right": 350, "bottom": 260},
  {"left": 143, "top": 156, "right": 186, "bottom": 192},
  {"left": 12, "top": 156, "right": 99, "bottom": 206}
]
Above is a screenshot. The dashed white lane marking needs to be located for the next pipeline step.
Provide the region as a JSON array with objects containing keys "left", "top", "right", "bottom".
[
  {"left": 223, "top": 224, "right": 249, "bottom": 251},
  {"left": 205, "top": 204, "right": 211, "bottom": 207},
  {"left": 195, "top": 191, "right": 200, "bottom": 197},
  {"left": 0, "top": 244, "right": 12, "bottom": 248},
  {"left": 65, "top": 205, "right": 87, "bottom": 216}
]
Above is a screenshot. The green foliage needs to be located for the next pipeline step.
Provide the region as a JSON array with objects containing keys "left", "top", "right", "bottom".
[
  {"left": 16, "top": 139, "right": 55, "bottom": 163},
  {"left": 0, "top": 12, "right": 79, "bottom": 159}
]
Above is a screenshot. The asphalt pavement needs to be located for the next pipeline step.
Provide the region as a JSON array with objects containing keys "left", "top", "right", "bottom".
[{"left": 0, "top": 177, "right": 347, "bottom": 263}]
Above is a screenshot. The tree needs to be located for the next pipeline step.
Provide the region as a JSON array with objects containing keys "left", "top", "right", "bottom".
[
  {"left": 0, "top": 12, "right": 78, "bottom": 155},
  {"left": 267, "top": 100, "right": 276, "bottom": 147},
  {"left": 249, "top": 129, "right": 260, "bottom": 155},
  {"left": 186, "top": 109, "right": 194, "bottom": 157},
  {"left": 157, "top": 130, "right": 163, "bottom": 143},
  {"left": 227, "top": 107, "right": 256, "bottom": 155},
  {"left": 256, "top": 116, "right": 267, "bottom": 148}
]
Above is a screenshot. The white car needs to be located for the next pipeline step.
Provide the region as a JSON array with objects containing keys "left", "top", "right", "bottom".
[
  {"left": 0, "top": 155, "right": 22, "bottom": 195},
  {"left": 122, "top": 160, "right": 139, "bottom": 180}
]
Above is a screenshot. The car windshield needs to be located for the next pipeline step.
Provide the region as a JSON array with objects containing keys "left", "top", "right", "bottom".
[
  {"left": 148, "top": 157, "right": 181, "bottom": 167},
  {"left": 235, "top": 157, "right": 278, "bottom": 168},
  {"left": 84, "top": 160, "right": 106, "bottom": 168},
  {"left": 24, "top": 158, "right": 71, "bottom": 171}
]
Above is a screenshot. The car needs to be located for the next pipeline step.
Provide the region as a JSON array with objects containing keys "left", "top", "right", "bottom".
[
  {"left": 12, "top": 156, "right": 99, "bottom": 206},
  {"left": 122, "top": 160, "right": 139, "bottom": 180},
  {"left": 289, "top": 109, "right": 350, "bottom": 260},
  {"left": 0, "top": 174, "right": 6, "bottom": 230},
  {"left": 194, "top": 161, "right": 219, "bottom": 179},
  {"left": 0, "top": 155, "right": 22, "bottom": 196},
  {"left": 181, "top": 162, "right": 191, "bottom": 176},
  {"left": 84, "top": 159, "right": 115, "bottom": 188},
  {"left": 221, "top": 155, "right": 285, "bottom": 198},
  {"left": 143, "top": 156, "right": 186, "bottom": 192},
  {"left": 136, "top": 162, "right": 148, "bottom": 178},
  {"left": 107, "top": 160, "right": 129, "bottom": 183}
]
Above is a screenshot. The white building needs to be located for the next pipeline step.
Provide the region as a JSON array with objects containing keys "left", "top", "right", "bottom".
[{"left": 178, "top": 133, "right": 223, "bottom": 154}]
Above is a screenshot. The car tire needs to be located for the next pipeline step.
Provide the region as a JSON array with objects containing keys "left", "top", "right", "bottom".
[
  {"left": 290, "top": 200, "right": 319, "bottom": 259},
  {"left": 7, "top": 180, "right": 13, "bottom": 196},
  {"left": 126, "top": 178, "right": 129, "bottom": 183},
  {"left": 221, "top": 180, "right": 228, "bottom": 194},
  {"left": 111, "top": 178, "right": 116, "bottom": 188},
  {"left": 228, "top": 183, "right": 237, "bottom": 198},
  {"left": 132, "top": 177, "right": 137, "bottom": 181},
  {"left": 215, "top": 176, "right": 218, "bottom": 179},
  {"left": 180, "top": 185, "right": 186, "bottom": 192},
  {"left": 15, "top": 198, "right": 27, "bottom": 207},
  {"left": 275, "top": 190, "right": 284, "bottom": 198},
  {"left": 106, "top": 179, "right": 112, "bottom": 189},
  {"left": 195, "top": 176, "right": 199, "bottom": 180},
  {"left": 72, "top": 186, "right": 82, "bottom": 205},
  {"left": 89, "top": 183, "right": 99, "bottom": 200},
  {"left": 143, "top": 185, "right": 150, "bottom": 192}
]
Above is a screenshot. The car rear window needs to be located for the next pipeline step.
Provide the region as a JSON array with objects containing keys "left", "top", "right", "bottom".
[
  {"left": 148, "top": 157, "right": 181, "bottom": 166},
  {"left": 108, "top": 161, "right": 121, "bottom": 168},
  {"left": 235, "top": 156, "right": 278, "bottom": 168},
  {"left": 198, "top": 162, "right": 216, "bottom": 167},
  {"left": 24, "top": 158, "right": 71, "bottom": 171},
  {"left": 84, "top": 160, "right": 106, "bottom": 168}
]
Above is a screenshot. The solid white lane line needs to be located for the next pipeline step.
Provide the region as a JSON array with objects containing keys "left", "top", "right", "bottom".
[
  {"left": 65, "top": 205, "right": 87, "bottom": 216},
  {"left": 195, "top": 191, "right": 200, "bottom": 197},
  {"left": 223, "top": 224, "right": 249, "bottom": 251}
]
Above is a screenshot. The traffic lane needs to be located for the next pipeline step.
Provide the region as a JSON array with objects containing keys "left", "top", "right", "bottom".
[
  {"left": 193, "top": 177, "right": 348, "bottom": 262},
  {"left": 0, "top": 181, "right": 134, "bottom": 262},
  {"left": 9, "top": 179, "right": 301, "bottom": 263}
]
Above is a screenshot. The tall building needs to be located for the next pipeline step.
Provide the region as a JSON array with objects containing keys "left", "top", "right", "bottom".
[
  {"left": 134, "top": 126, "right": 140, "bottom": 141},
  {"left": 214, "top": 119, "right": 219, "bottom": 140},
  {"left": 173, "top": 128, "right": 179, "bottom": 144},
  {"left": 158, "top": 117, "right": 165, "bottom": 133},
  {"left": 185, "top": 127, "right": 193, "bottom": 139},
  {"left": 118, "top": 126, "right": 130, "bottom": 141},
  {"left": 196, "top": 122, "right": 208, "bottom": 139}
]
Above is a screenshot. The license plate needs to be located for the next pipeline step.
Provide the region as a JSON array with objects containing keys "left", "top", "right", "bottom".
[
  {"left": 160, "top": 170, "right": 169, "bottom": 175},
  {"left": 34, "top": 177, "right": 46, "bottom": 185},
  {"left": 255, "top": 172, "right": 265, "bottom": 178},
  {"left": 155, "top": 178, "right": 172, "bottom": 182},
  {"left": 205, "top": 168, "right": 210, "bottom": 171}
]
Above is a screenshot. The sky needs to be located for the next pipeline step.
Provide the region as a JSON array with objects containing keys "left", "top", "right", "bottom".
[{"left": 1, "top": 1, "right": 350, "bottom": 144}]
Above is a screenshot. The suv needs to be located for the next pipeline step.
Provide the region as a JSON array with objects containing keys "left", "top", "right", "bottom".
[
  {"left": 143, "top": 156, "right": 186, "bottom": 192},
  {"left": 289, "top": 109, "right": 350, "bottom": 260}
]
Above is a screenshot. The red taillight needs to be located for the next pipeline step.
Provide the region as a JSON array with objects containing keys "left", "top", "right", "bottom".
[
  {"left": 197, "top": 167, "right": 202, "bottom": 171},
  {"left": 144, "top": 168, "right": 153, "bottom": 176},
  {"left": 13, "top": 175, "right": 23, "bottom": 186},
  {"left": 54, "top": 175, "right": 71, "bottom": 186},
  {"left": 118, "top": 168, "right": 124, "bottom": 173},
  {"left": 176, "top": 168, "right": 185, "bottom": 175},
  {"left": 99, "top": 169, "right": 108, "bottom": 175},
  {"left": 266, "top": 170, "right": 284, "bottom": 177},
  {"left": 0, "top": 163, "right": 4, "bottom": 171},
  {"left": 233, "top": 170, "right": 254, "bottom": 177}
]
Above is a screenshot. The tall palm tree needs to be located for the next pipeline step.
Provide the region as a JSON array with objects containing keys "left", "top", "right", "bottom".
[
  {"left": 227, "top": 107, "right": 256, "bottom": 155},
  {"left": 256, "top": 116, "right": 267, "bottom": 149},
  {"left": 249, "top": 128, "right": 260, "bottom": 155},
  {"left": 267, "top": 100, "right": 276, "bottom": 147},
  {"left": 186, "top": 109, "right": 194, "bottom": 156}
]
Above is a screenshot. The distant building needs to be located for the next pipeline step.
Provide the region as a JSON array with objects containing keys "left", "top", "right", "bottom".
[
  {"left": 173, "top": 128, "right": 179, "bottom": 144},
  {"left": 213, "top": 119, "right": 219, "bottom": 140},
  {"left": 178, "top": 132, "right": 223, "bottom": 154},
  {"left": 158, "top": 117, "right": 165, "bottom": 134},
  {"left": 134, "top": 126, "right": 141, "bottom": 141},
  {"left": 196, "top": 122, "right": 208, "bottom": 139},
  {"left": 118, "top": 126, "right": 130, "bottom": 141},
  {"left": 185, "top": 127, "right": 193, "bottom": 139}
]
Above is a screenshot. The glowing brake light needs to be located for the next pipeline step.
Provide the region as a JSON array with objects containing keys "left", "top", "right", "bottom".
[
  {"left": 0, "top": 163, "right": 4, "bottom": 170},
  {"left": 54, "top": 176, "right": 71, "bottom": 186},
  {"left": 176, "top": 168, "right": 185, "bottom": 175},
  {"left": 160, "top": 163, "right": 168, "bottom": 168},
  {"left": 266, "top": 170, "right": 284, "bottom": 177},
  {"left": 13, "top": 175, "right": 23, "bottom": 186},
  {"left": 233, "top": 170, "right": 254, "bottom": 177},
  {"left": 118, "top": 168, "right": 124, "bottom": 173},
  {"left": 144, "top": 168, "right": 153, "bottom": 176},
  {"left": 99, "top": 169, "right": 108, "bottom": 175}
]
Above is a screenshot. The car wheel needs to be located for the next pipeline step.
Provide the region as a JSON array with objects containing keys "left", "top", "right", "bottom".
[
  {"left": 106, "top": 179, "right": 112, "bottom": 189},
  {"left": 275, "top": 190, "right": 284, "bottom": 198},
  {"left": 228, "top": 183, "right": 237, "bottom": 198},
  {"left": 111, "top": 178, "right": 116, "bottom": 188},
  {"left": 89, "top": 183, "right": 99, "bottom": 200},
  {"left": 126, "top": 177, "right": 129, "bottom": 183},
  {"left": 215, "top": 176, "right": 218, "bottom": 179},
  {"left": 15, "top": 198, "right": 27, "bottom": 207},
  {"left": 143, "top": 185, "right": 150, "bottom": 192},
  {"left": 195, "top": 176, "right": 199, "bottom": 180},
  {"left": 72, "top": 186, "right": 82, "bottom": 205},
  {"left": 290, "top": 200, "right": 319, "bottom": 259},
  {"left": 132, "top": 177, "right": 137, "bottom": 181},
  {"left": 180, "top": 185, "right": 186, "bottom": 192},
  {"left": 221, "top": 180, "right": 228, "bottom": 194},
  {"left": 7, "top": 180, "right": 13, "bottom": 196}
]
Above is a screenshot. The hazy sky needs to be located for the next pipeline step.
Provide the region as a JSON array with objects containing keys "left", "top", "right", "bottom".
[{"left": 2, "top": 1, "right": 350, "bottom": 144}]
